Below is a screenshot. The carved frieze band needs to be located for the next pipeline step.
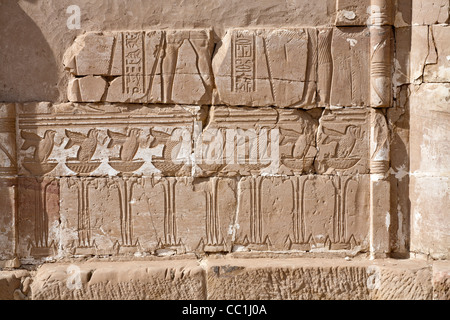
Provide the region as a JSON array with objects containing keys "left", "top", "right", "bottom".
[
  {"left": 14, "top": 103, "right": 382, "bottom": 177},
  {"left": 15, "top": 175, "right": 371, "bottom": 259},
  {"left": 64, "top": 26, "right": 393, "bottom": 108}
]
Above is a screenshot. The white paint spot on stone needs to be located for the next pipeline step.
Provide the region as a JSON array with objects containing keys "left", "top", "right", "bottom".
[
  {"left": 446, "top": 55, "right": 450, "bottom": 62},
  {"left": 347, "top": 38, "right": 358, "bottom": 47},
  {"left": 389, "top": 164, "right": 409, "bottom": 182},
  {"left": 371, "top": 174, "right": 384, "bottom": 182},
  {"left": 386, "top": 212, "right": 390, "bottom": 230},
  {"left": 342, "top": 10, "right": 356, "bottom": 20},
  {"left": 232, "top": 245, "right": 247, "bottom": 252}
]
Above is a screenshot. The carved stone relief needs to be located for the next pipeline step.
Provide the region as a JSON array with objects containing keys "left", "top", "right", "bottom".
[
  {"left": 3, "top": 0, "right": 398, "bottom": 262},
  {"left": 64, "top": 30, "right": 214, "bottom": 105}
]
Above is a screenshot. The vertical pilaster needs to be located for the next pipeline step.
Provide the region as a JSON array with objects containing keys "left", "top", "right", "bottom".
[
  {"left": 369, "top": 109, "right": 390, "bottom": 259},
  {"left": 0, "top": 104, "right": 17, "bottom": 262}
]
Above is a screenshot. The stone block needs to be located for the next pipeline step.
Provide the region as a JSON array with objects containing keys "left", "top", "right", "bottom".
[
  {"left": 31, "top": 261, "right": 205, "bottom": 300},
  {"left": 64, "top": 30, "right": 214, "bottom": 105},
  {"left": 235, "top": 175, "right": 370, "bottom": 252},
  {"left": 411, "top": 25, "right": 450, "bottom": 83},
  {"left": 196, "top": 107, "right": 318, "bottom": 176},
  {"left": 336, "top": 0, "right": 372, "bottom": 26},
  {"left": 316, "top": 108, "right": 371, "bottom": 174},
  {"left": 0, "top": 104, "right": 16, "bottom": 176},
  {"left": 329, "top": 27, "right": 370, "bottom": 107},
  {"left": 206, "top": 258, "right": 432, "bottom": 300},
  {"left": 433, "top": 261, "right": 450, "bottom": 300},
  {"left": 0, "top": 179, "right": 16, "bottom": 261},
  {"left": 423, "top": 25, "right": 450, "bottom": 83},
  {"left": 59, "top": 177, "right": 236, "bottom": 256},
  {"left": 212, "top": 28, "right": 318, "bottom": 108},
  {"left": 410, "top": 83, "right": 450, "bottom": 259},
  {"left": 412, "top": 0, "right": 449, "bottom": 25},
  {"left": 68, "top": 76, "right": 108, "bottom": 102},
  {"left": 17, "top": 103, "right": 197, "bottom": 177},
  {"left": 0, "top": 270, "right": 30, "bottom": 300},
  {"left": 17, "top": 177, "right": 60, "bottom": 261}
]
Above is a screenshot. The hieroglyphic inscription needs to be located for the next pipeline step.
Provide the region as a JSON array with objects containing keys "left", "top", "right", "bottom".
[
  {"left": 232, "top": 32, "right": 255, "bottom": 93},
  {"left": 123, "top": 32, "right": 145, "bottom": 95}
]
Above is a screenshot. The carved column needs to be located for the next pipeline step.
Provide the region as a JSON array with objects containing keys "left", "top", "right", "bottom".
[
  {"left": 369, "top": 109, "right": 390, "bottom": 259},
  {"left": 369, "top": 0, "right": 393, "bottom": 108},
  {"left": 0, "top": 104, "right": 17, "bottom": 261},
  {"left": 368, "top": 0, "right": 393, "bottom": 258}
]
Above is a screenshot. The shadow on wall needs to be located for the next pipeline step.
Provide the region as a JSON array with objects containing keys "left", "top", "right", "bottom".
[
  {"left": 388, "top": 0, "right": 412, "bottom": 259},
  {"left": 0, "top": 0, "right": 58, "bottom": 102}
]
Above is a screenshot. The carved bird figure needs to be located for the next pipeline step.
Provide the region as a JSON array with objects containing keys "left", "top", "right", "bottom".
[
  {"left": 293, "top": 125, "right": 315, "bottom": 159},
  {"left": 21, "top": 130, "right": 56, "bottom": 163},
  {"left": 107, "top": 128, "right": 142, "bottom": 161},
  {"left": 64, "top": 129, "right": 100, "bottom": 162},
  {"left": 149, "top": 128, "right": 182, "bottom": 159},
  {"left": 279, "top": 125, "right": 314, "bottom": 159},
  {"left": 335, "top": 125, "right": 361, "bottom": 158}
]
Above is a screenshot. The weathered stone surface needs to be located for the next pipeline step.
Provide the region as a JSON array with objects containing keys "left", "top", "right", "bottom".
[
  {"left": 412, "top": 0, "right": 450, "bottom": 25},
  {"left": 0, "top": 179, "right": 16, "bottom": 260},
  {"left": 316, "top": 108, "right": 370, "bottom": 174},
  {"left": 206, "top": 258, "right": 433, "bottom": 300},
  {"left": 393, "top": 27, "right": 411, "bottom": 86},
  {"left": 387, "top": 93, "right": 410, "bottom": 255},
  {"left": 423, "top": 25, "right": 450, "bottom": 83},
  {"left": 31, "top": 261, "right": 205, "bottom": 300},
  {"left": 68, "top": 76, "right": 108, "bottom": 102},
  {"left": 0, "top": 104, "right": 16, "bottom": 176},
  {"left": 336, "top": 0, "right": 394, "bottom": 26},
  {"left": 1, "top": 1, "right": 449, "bottom": 303},
  {"left": 0, "top": 270, "right": 30, "bottom": 300},
  {"left": 330, "top": 27, "right": 370, "bottom": 107},
  {"left": 213, "top": 28, "right": 318, "bottom": 108},
  {"left": 410, "top": 25, "right": 450, "bottom": 84},
  {"left": 64, "top": 30, "right": 214, "bottom": 105},
  {"left": 235, "top": 175, "right": 370, "bottom": 252},
  {"left": 197, "top": 107, "right": 318, "bottom": 176},
  {"left": 17, "top": 102, "right": 197, "bottom": 177},
  {"left": 432, "top": 261, "right": 450, "bottom": 300},
  {"left": 59, "top": 177, "right": 236, "bottom": 256},
  {"left": 410, "top": 83, "right": 450, "bottom": 260},
  {"left": 0, "top": 0, "right": 337, "bottom": 103},
  {"left": 17, "top": 177, "right": 60, "bottom": 261},
  {"left": 214, "top": 26, "right": 393, "bottom": 108},
  {"left": 371, "top": 260, "right": 433, "bottom": 299},
  {"left": 10, "top": 175, "right": 374, "bottom": 260},
  {"left": 336, "top": 0, "right": 372, "bottom": 26}
]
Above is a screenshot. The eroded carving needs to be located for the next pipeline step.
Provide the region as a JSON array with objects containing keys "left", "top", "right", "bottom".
[
  {"left": 18, "top": 177, "right": 59, "bottom": 259},
  {"left": 17, "top": 103, "right": 196, "bottom": 177},
  {"left": 197, "top": 107, "right": 318, "bottom": 176},
  {"left": 64, "top": 30, "right": 214, "bottom": 105},
  {"left": 316, "top": 108, "right": 369, "bottom": 174},
  {"left": 213, "top": 28, "right": 318, "bottom": 108},
  {"left": 64, "top": 129, "right": 102, "bottom": 174},
  {"left": 236, "top": 175, "right": 369, "bottom": 252},
  {"left": 20, "top": 130, "right": 57, "bottom": 175},
  {"left": 0, "top": 104, "right": 16, "bottom": 176}
]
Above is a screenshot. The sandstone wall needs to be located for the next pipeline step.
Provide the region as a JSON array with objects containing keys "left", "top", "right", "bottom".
[{"left": 0, "top": 0, "right": 449, "bottom": 299}]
